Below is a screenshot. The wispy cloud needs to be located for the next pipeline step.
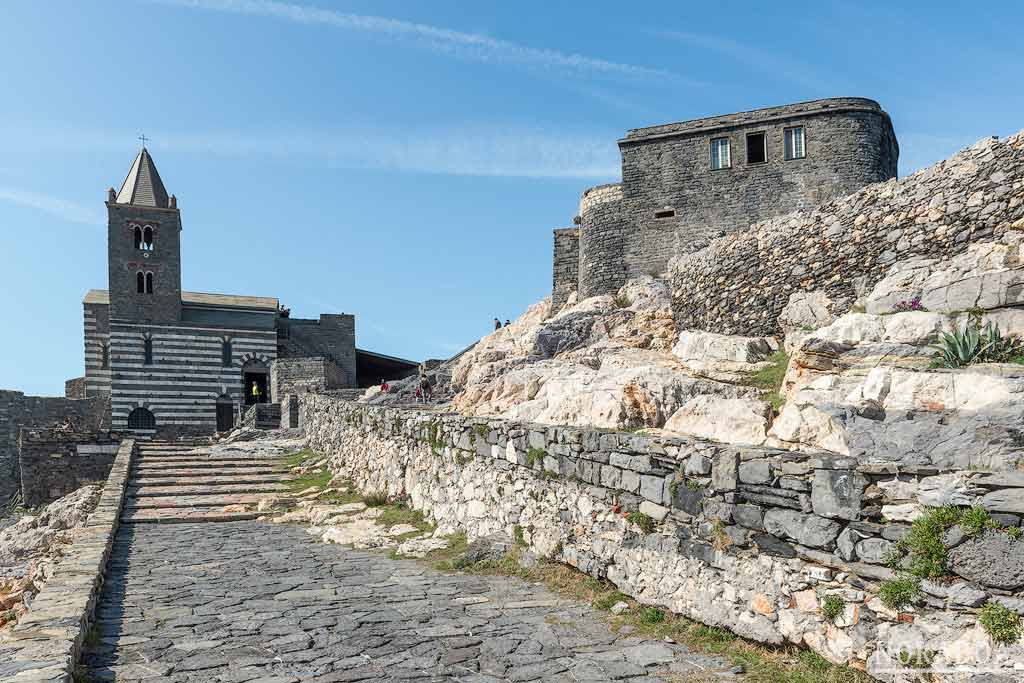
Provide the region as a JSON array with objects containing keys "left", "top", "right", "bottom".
[
  {"left": 0, "top": 187, "right": 102, "bottom": 225},
  {"left": 657, "top": 30, "right": 832, "bottom": 92},
  {"left": 157, "top": 0, "right": 693, "bottom": 84},
  {"left": 4, "top": 123, "right": 621, "bottom": 179}
]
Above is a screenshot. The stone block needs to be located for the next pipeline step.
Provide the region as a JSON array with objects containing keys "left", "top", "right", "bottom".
[
  {"left": 639, "top": 475, "right": 664, "bottom": 503},
  {"left": 811, "top": 470, "right": 867, "bottom": 520},
  {"left": 639, "top": 501, "right": 669, "bottom": 522},
  {"left": 711, "top": 450, "right": 739, "bottom": 492},
  {"left": 600, "top": 465, "right": 621, "bottom": 489},
  {"left": 739, "top": 459, "right": 772, "bottom": 485},
  {"left": 763, "top": 509, "right": 842, "bottom": 549},
  {"left": 733, "top": 504, "right": 764, "bottom": 531},
  {"left": 672, "top": 486, "right": 703, "bottom": 516},
  {"left": 620, "top": 469, "right": 640, "bottom": 494},
  {"left": 684, "top": 453, "right": 711, "bottom": 476}
]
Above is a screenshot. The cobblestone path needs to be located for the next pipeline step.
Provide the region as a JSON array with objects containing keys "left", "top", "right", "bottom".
[
  {"left": 78, "top": 441, "right": 735, "bottom": 682},
  {"left": 81, "top": 520, "right": 741, "bottom": 683}
]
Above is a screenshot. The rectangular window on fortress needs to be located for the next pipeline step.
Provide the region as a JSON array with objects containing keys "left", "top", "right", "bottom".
[
  {"left": 710, "top": 137, "right": 731, "bottom": 170},
  {"left": 746, "top": 132, "right": 767, "bottom": 164},
  {"left": 785, "top": 126, "right": 806, "bottom": 160}
]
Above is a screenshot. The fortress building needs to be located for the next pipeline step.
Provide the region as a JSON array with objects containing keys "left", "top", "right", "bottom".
[
  {"left": 79, "top": 147, "right": 417, "bottom": 438},
  {"left": 552, "top": 97, "right": 899, "bottom": 310}
]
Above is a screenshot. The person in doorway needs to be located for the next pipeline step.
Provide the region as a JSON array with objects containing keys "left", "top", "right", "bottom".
[
  {"left": 493, "top": 317, "right": 501, "bottom": 331},
  {"left": 251, "top": 380, "right": 262, "bottom": 404}
]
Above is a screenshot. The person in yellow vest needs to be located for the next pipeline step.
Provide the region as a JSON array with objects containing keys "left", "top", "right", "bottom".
[{"left": 251, "top": 381, "right": 262, "bottom": 404}]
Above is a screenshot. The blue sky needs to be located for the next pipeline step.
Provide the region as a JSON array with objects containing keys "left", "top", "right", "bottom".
[{"left": 2, "top": 0, "right": 1022, "bottom": 395}]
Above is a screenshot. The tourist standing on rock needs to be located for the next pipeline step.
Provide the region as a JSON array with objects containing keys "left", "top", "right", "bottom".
[
  {"left": 504, "top": 319, "right": 511, "bottom": 327},
  {"left": 493, "top": 317, "right": 501, "bottom": 331},
  {"left": 379, "top": 379, "right": 389, "bottom": 394}
]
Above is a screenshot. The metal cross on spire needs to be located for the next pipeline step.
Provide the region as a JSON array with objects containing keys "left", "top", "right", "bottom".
[{"left": 138, "top": 134, "right": 149, "bottom": 148}]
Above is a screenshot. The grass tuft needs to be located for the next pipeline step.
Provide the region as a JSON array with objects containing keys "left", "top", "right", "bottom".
[{"left": 978, "top": 600, "right": 1023, "bottom": 644}]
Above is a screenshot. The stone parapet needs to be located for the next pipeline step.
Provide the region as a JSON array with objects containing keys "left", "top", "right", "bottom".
[
  {"left": 19, "top": 430, "right": 122, "bottom": 507},
  {"left": 300, "top": 394, "right": 1024, "bottom": 679},
  {"left": 0, "top": 439, "right": 134, "bottom": 682}
]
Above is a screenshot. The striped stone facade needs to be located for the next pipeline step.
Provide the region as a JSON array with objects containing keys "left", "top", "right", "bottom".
[{"left": 78, "top": 147, "right": 363, "bottom": 439}]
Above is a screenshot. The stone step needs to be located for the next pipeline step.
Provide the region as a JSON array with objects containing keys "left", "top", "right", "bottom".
[
  {"left": 129, "top": 466, "right": 284, "bottom": 478},
  {"left": 120, "top": 508, "right": 265, "bottom": 524},
  {"left": 128, "top": 482, "right": 292, "bottom": 497},
  {"left": 133, "top": 459, "right": 285, "bottom": 470},
  {"left": 124, "top": 493, "right": 276, "bottom": 509},
  {"left": 129, "top": 473, "right": 292, "bottom": 487}
]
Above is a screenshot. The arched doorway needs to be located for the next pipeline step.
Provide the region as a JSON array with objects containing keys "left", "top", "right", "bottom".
[
  {"left": 242, "top": 360, "right": 269, "bottom": 406},
  {"left": 215, "top": 394, "right": 235, "bottom": 432},
  {"left": 127, "top": 407, "right": 156, "bottom": 430}
]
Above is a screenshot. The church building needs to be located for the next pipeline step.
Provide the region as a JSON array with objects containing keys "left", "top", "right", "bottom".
[{"left": 79, "top": 147, "right": 416, "bottom": 437}]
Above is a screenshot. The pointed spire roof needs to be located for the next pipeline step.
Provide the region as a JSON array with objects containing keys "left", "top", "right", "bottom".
[{"left": 115, "top": 147, "right": 170, "bottom": 208}]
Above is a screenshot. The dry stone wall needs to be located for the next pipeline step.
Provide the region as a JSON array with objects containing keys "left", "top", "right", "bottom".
[
  {"left": 669, "top": 132, "right": 1024, "bottom": 336},
  {"left": 551, "top": 227, "right": 580, "bottom": 313},
  {"left": 18, "top": 430, "right": 122, "bottom": 507},
  {"left": 300, "top": 394, "right": 1024, "bottom": 680}
]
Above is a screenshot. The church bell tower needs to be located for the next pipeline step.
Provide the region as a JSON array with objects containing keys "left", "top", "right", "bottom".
[{"left": 106, "top": 147, "right": 182, "bottom": 323}]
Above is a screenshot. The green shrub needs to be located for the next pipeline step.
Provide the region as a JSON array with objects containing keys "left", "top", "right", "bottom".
[
  {"left": 1005, "top": 526, "right": 1022, "bottom": 540},
  {"left": 627, "top": 511, "right": 656, "bottom": 534},
  {"left": 362, "top": 492, "right": 388, "bottom": 507},
  {"left": 821, "top": 594, "right": 844, "bottom": 623},
  {"left": 638, "top": 607, "right": 665, "bottom": 624},
  {"left": 613, "top": 293, "right": 632, "bottom": 309},
  {"left": 525, "top": 447, "right": 546, "bottom": 468},
  {"left": 744, "top": 351, "right": 789, "bottom": 412},
  {"left": 897, "top": 649, "right": 935, "bottom": 669},
  {"left": 959, "top": 506, "right": 999, "bottom": 537},
  {"left": 932, "top": 321, "right": 1024, "bottom": 368},
  {"left": 890, "top": 505, "right": 959, "bottom": 578},
  {"left": 978, "top": 600, "right": 1023, "bottom": 644},
  {"left": 513, "top": 524, "right": 527, "bottom": 547},
  {"left": 879, "top": 577, "right": 920, "bottom": 610}
]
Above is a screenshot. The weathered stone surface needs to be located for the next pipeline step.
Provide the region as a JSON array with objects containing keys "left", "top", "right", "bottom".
[
  {"left": 948, "top": 530, "right": 1024, "bottom": 590},
  {"left": 811, "top": 470, "right": 867, "bottom": 521},
  {"left": 664, "top": 396, "right": 771, "bottom": 446},
  {"left": 763, "top": 509, "right": 841, "bottom": 549},
  {"left": 711, "top": 450, "right": 739, "bottom": 492}
]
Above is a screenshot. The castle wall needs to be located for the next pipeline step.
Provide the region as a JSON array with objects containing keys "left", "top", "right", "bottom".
[
  {"left": 280, "top": 314, "right": 357, "bottom": 388},
  {"left": 108, "top": 320, "right": 277, "bottom": 437},
  {"left": 270, "top": 356, "right": 348, "bottom": 399},
  {"left": 550, "top": 228, "right": 579, "bottom": 313},
  {"left": 577, "top": 183, "right": 626, "bottom": 298},
  {"left": 19, "top": 429, "right": 121, "bottom": 506},
  {"left": 0, "top": 391, "right": 109, "bottom": 503},
  {"left": 618, "top": 98, "right": 898, "bottom": 281},
  {"left": 300, "top": 395, "right": 1024, "bottom": 680},
  {"left": 670, "top": 132, "right": 1024, "bottom": 336}
]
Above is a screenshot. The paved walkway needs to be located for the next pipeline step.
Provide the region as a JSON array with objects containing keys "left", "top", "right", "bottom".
[{"left": 78, "top": 441, "right": 735, "bottom": 682}]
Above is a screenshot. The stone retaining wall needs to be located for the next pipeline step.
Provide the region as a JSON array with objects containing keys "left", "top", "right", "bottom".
[
  {"left": 669, "top": 132, "right": 1024, "bottom": 337},
  {"left": 19, "top": 430, "right": 122, "bottom": 507},
  {"left": 0, "top": 439, "right": 134, "bottom": 682},
  {"left": 301, "top": 394, "right": 1024, "bottom": 680},
  {"left": 0, "top": 391, "right": 110, "bottom": 504}
]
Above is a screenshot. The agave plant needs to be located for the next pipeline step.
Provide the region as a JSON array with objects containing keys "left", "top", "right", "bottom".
[{"left": 932, "top": 321, "right": 1023, "bottom": 368}]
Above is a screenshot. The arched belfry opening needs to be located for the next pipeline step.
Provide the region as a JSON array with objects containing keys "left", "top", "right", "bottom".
[{"left": 242, "top": 359, "right": 269, "bottom": 406}]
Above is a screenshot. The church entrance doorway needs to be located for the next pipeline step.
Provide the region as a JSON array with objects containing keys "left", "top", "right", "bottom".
[
  {"left": 216, "top": 394, "right": 235, "bottom": 432},
  {"left": 242, "top": 360, "right": 269, "bottom": 406}
]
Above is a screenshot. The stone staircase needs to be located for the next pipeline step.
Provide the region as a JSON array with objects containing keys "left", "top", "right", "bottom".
[{"left": 121, "top": 440, "right": 291, "bottom": 523}]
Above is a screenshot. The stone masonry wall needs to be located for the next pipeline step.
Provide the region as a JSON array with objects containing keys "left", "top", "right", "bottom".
[
  {"left": 0, "top": 391, "right": 109, "bottom": 504},
  {"left": 578, "top": 183, "right": 626, "bottom": 298},
  {"left": 19, "top": 429, "right": 121, "bottom": 506},
  {"left": 551, "top": 228, "right": 580, "bottom": 314},
  {"left": 670, "top": 132, "right": 1024, "bottom": 336},
  {"left": 282, "top": 315, "right": 357, "bottom": 388},
  {"left": 271, "top": 357, "right": 347, "bottom": 399},
  {"left": 301, "top": 394, "right": 1024, "bottom": 680}
]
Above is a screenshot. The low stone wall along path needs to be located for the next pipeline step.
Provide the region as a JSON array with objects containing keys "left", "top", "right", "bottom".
[{"left": 77, "top": 441, "right": 734, "bottom": 682}]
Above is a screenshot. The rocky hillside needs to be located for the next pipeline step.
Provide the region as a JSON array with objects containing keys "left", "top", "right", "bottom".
[
  {"left": 361, "top": 133, "right": 1024, "bottom": 473},
  {"left": 0, "top": 485, "right": 100, "bottom": 629}
]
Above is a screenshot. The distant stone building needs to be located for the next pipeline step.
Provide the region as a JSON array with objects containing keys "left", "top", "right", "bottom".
[
  {"left": 79, "top": 148, "right": 417, "bottom": 438},
  {"left": 552, "top": 97, "right": 899, "bottom": 311}
]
